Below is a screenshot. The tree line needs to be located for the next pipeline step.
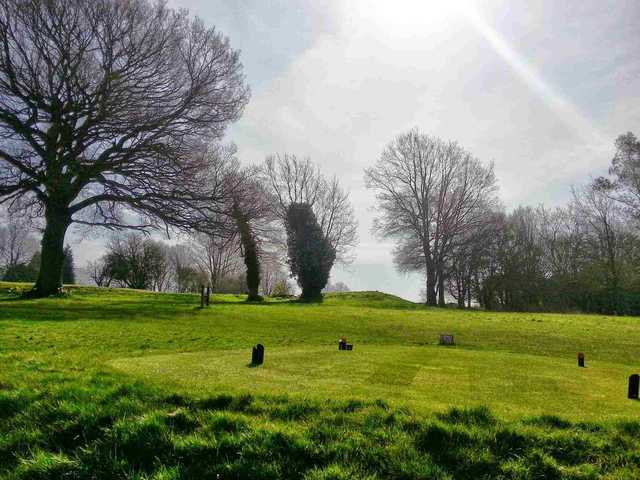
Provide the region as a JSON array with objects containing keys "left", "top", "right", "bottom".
[
  {"left": 366, "top": 130, "right": 640, "bottom": 315},
  {"left": 0, "top": 217, "right": 75, "bottom": 284},
  {"left": 1, "top": 146, "right": 356, "bottom": 301}
]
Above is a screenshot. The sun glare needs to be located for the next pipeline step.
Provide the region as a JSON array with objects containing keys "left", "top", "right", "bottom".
[{"left": 359, "top": 0, "right": 608, "bottom": 148}]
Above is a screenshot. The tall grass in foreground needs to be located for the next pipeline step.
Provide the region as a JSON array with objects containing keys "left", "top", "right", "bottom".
[{"left": 2, "top": 371, "right": 639, "bottom": 479}]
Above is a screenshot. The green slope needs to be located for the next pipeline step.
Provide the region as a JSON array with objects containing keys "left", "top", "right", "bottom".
[{"left": 2, "top": 283, "right": 640, "bottom": 479}]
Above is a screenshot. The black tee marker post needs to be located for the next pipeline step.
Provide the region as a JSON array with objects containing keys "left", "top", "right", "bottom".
[
  {"left": 252, "top": 344, "right": 264, "bottom": 366},
  {"left": 629, "top": 374, "right": 639, "bottom": 400}
]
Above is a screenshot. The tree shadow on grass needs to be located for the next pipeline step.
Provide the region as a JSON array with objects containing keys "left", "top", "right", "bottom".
[
  {"left": 0, "top": 298, "right": 195, "bottom": 322},
  {"left": 0, "top": 295, "right": 25, "bottom": 303},
  {"left": 3, "top": 374, "right": 640, "bottom": 480},
  {"left": 206, "top": 298, "right": 299, "bottom": 307}
]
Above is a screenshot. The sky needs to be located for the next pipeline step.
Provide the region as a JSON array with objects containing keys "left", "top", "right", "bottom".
[{"left": 75, "top": 0, "right": 639, "bottom": 301}]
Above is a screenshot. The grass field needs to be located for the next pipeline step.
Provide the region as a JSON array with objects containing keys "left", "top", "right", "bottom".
[{"left": 2, "top": 283, "right": 640, "bottom": 479}]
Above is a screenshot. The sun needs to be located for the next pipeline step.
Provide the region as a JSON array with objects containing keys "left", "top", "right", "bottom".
[{"left": 360, "top": 0, "right": 471, "bottom": 36}]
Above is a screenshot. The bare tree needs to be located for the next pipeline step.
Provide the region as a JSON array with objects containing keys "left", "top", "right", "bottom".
[
  {"left": 190, "top": 144, "right": 276, "bottom": 299},
  {"left": 365, "top": 128, "right": 498, "bottom": 306},
  {"left": 446, "top": 214, "right": 500, "bottom": 309},
  {"left": 192, "top": 230, "right": 241, "bottom": 291},
  {"left": 571, "top": 185, "right": 630, "bottom": 311},
  {"left": 537, "top": 205, "right": 588, "bottom": 281},
  {"left": 0, "top": 0, "right": 250, "bottom": 296},
  {"left": 260, "top": 252, "right": 289, "bottom": 296},
  {"left": 594, "top": 132, "right": 640, "bottom": 222},
  {"left": 165, "top": 243, "right": 205, "bottom": 293},
  {"left": 0, "top": 212, "right": 39, "bottom": 270},
  {"left": 102, "top": 233, "right": 168, "bottom": 291},
  {"left": 263, "top": 154, "right": 358, "bottom": 263},
  {"left": 471, "top": 194, "right": 640, "bottom": 314},
  {"left": 86, "top": 258, "right": 111, "bottom": 287}
]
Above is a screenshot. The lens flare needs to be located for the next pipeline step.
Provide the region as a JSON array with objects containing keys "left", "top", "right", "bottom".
[{"left": 461, "top": 5, "right": 608, "bottom": 147}]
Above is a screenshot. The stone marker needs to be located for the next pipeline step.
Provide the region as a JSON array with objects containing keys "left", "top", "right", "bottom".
[
  {"left": 251, "top": 344, "right": 264, "bottom": 365},
  {"left": 629, "top": 374, "right": 639, "bottom": 399},
  {"left": 578, "top": 352, "right": 585, "bottom": 367},
  {"left": 439, "top": 334, "right": 455, "bottom": 345}
]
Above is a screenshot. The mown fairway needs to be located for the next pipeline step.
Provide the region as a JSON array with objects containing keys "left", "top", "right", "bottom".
[{"left": 2, "top": 283, "right": 640, "bottom": 479}]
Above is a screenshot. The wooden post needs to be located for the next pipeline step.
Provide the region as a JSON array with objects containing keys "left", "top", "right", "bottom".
[
  {"left": 629, "top": 374, "right": 639, "bottom": 399},
  {"left": 577, "top": 352, "right": 585, "bottom": 367}
]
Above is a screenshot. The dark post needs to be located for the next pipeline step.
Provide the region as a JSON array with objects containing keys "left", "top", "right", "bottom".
[
  {"left": 577, "top": 352, "right": 585, "bottom": 367},
  {"left": 629, "top": 374, "right": 639, "bottom": 399},
  {"left": 251, "top": 344, "right": 264, "bottom": 365},
  {"left": 205, "top": 286, "right": 210, "bottom": 306}
]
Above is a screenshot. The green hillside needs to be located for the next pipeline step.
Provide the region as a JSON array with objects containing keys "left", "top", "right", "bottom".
[{"left": 1, "top": 284, "right": 640, "bottom": 479}]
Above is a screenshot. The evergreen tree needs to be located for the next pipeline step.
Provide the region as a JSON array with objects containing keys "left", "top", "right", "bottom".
[
  {"left": 1, "top": 251, "right": 40, "bottom": 282},
  {"left": 286, "top": 203, "right": 336, "bottom": 301},
  {"left": 2, "top": 262, "right": 38, "bottom": 282},
  {"left": 62, "top": 246, "right": 75, "bottom": 285}
]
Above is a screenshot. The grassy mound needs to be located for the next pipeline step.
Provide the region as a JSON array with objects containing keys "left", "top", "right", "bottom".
[
  {"left": 1, "top": 283, "right": 640, "bottom": 478},
  {"left": 322, "top": 290, "right": 420, "bottom": 309}
]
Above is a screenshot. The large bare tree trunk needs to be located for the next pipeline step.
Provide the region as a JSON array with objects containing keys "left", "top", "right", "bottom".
[
  {"left": 33, "top": 208, "right": 71, "bottom": 296},
  {"left": 437, "top": 268, "right": 446, "bottom": 307},
  {"left": 425, "top": 269, "right": 437, "bottom": 306}
]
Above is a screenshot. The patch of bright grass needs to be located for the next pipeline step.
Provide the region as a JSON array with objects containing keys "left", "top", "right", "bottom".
[
  {"left": 111, "top": 345, "right": 638, "bottom": 420},
  {"left": 1, "top": 282, "right": 640, "bottom": 478}
]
